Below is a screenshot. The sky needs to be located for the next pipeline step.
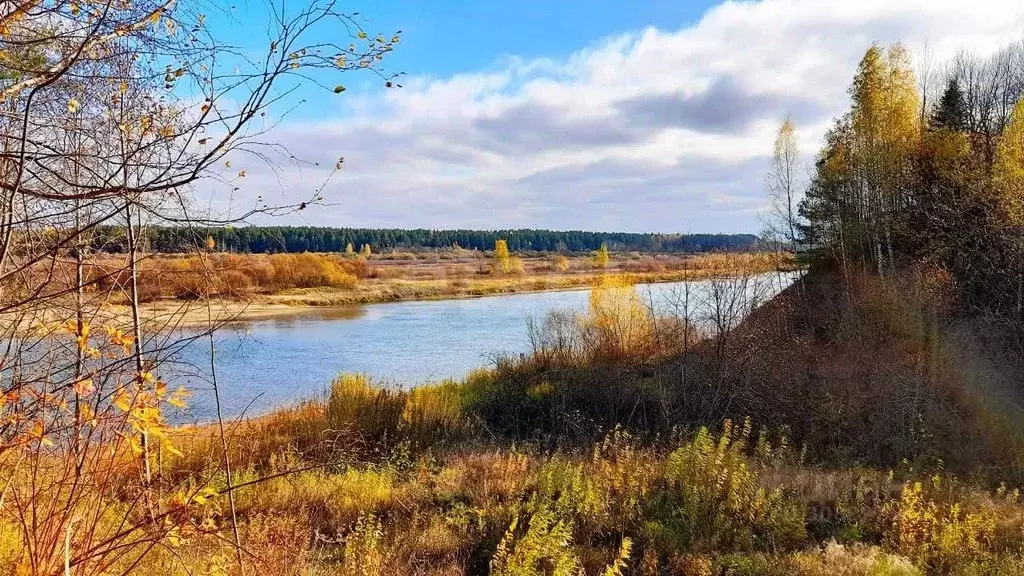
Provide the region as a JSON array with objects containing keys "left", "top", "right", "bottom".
[{"left": 198, "top": 0, "right": 1024, "bottom": 234}]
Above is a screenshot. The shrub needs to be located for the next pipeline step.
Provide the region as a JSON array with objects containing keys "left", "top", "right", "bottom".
[
  {"left": 552, "top": 254, "right": 570, "bottom": 273},
  {"left": 882, "top": 481, "right": 995, "bottom": 574},
  {"left": 646, "top": 419, "right": 806, "bottom": 553},
  {"left": 586, "top": 275, "right": 655, "bottom": 358},
  {"left": 535, "top": 428, "right": 658, "bottom": 535},
  {"left": 490, "top": 504, "right": 631, "bottom": 576},
  {"left": 325, "top": 374, "right": 475, "bottom": 449}
]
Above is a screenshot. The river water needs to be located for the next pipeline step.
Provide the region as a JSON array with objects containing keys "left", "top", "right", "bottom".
[{"left": 164, "top": 272, "right": 795, "bottom": 422}]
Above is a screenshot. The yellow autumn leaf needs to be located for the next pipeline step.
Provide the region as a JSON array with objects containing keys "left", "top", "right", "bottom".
[
  {"left": 167, "top": 387, "right": 191, "bottom": 409},
  {"left": 73, "top": 378, "right": 95, "bottom": 396},
  {"left": 113, "top": 388, "right": 131, "bottom": 411}
]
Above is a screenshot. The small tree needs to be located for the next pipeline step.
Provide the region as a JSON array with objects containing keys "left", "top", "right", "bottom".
[
  {"left": 764, "top": 118, "right": 802, "bottom": 253},
  {"left": 494, "top": 239, "right": 511, "bottom": 274},
  {"left": 593, "top": 242, "right": 610, "bottom": 268},
  {"left": 346, "top": 242, "right": 355, "bottom": 255},
  {"left": 361, "top": 243, "right": 372, "bottom": 257}
]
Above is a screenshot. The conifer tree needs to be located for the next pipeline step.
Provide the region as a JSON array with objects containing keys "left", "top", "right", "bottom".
[{"left": 931, "top": 79, "right": 970, "bottom": 132}]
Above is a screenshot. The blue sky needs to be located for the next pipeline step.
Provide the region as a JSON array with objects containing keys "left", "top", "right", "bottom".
[
  {"left": 197, "top": 0, "right": 1024, "bottom": 234},
  {"left": 336, "top": 0, "right": 719, "bottom": 78}
]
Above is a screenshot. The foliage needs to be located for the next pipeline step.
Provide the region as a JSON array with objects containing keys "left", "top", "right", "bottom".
[
  {"left": 994, "top": 99, "right": 1024, "bottom": 225},
  {"left": 491, "top": 506, "right": 584, "bottom": 576},
  {"left": 882, "top": 481, "right": 996, "bottom": 574},
  {"left": 647, "top": 419, "right": 806, "bottom": 553},
  {"left": 494, "top": 239, "right": 512, "bottom": 274}
]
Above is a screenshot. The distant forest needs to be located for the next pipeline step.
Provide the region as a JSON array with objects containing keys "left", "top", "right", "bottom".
[{"left": 94, "top": 226, "right": 763, "bottom": 254}]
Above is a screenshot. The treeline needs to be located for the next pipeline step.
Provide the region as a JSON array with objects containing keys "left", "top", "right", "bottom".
[
  {"left": 91, "top": 226, "right": 762, "bottom": 254},
  {"left": 799, "top": 40, "right": 1024, "bottom": 319}
]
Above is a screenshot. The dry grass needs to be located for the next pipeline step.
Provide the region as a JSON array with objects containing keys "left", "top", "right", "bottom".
[
  {"left": 7, "top": 408, "right": 1021, "bottom": 576},
  {"left": 101, "top": 251, "right": 792, "bottom": 309}
]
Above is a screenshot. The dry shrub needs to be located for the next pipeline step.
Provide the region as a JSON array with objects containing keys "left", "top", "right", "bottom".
[
  {"left": 110, "top": 252, "right": 363, "bottom": 301},
  {"left": 586, "top": 275, "right": 655, "bottom": 358},
  {"left": 269, "top": 253, "right": 358, "bottom": 290},
  {"left": 622, "top": 257, "right": 666, "bottom": 273},
  {"left": 550, "top": 254, "right": 570, "bottom": 273},
  {"left": 369, "top": 265, "right": 403, "bottom": 280}
]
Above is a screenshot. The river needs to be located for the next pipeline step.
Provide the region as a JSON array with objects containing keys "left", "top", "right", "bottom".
[{"left": 164, "top": 272, "right": 795, "bottom": 422}]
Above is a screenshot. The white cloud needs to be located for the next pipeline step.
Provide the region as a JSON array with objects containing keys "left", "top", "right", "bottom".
[{"left": 209, "top": 0, "right": 1024, "bottom": 233}]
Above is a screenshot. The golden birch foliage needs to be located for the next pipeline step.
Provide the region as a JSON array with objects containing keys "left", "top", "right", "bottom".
[
  {"left": 994, "top": 99, "right": 1024, "bottom": 225},
  {"left": 361, "top": 243, "right": 372, "bottom": 257},
  {"left": 494, "top": 239, "right": 511, "bottom": 274},
  {"left": 767, "top": 119, "right": 800, "bottom": 245},
  {"left": 924, "top": 128, "right": 973, "bottom": 187},
  {"left": 881, "top": 43, "right": 921, "bottom": 150},
  {"left": 850, "top": 43, "right": 921, "bottom": 194},
  {"left": 346, "top": 242, "right": 355, "bottom": 255},
  {"left": 773, "top": 119, "right": 797, "bottom": 166},
  {"left": 851, "top": 44, "right": 920, "bottom": 150}
]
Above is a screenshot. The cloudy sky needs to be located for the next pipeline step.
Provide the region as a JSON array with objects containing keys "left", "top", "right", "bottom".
[{"left": 203, "top": 0, "right": 1024, "bottom": 234}]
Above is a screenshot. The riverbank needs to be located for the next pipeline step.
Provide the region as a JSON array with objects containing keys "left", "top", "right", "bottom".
[{"left": 127, "top": 252, "right": 795, "bottom": 327}]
